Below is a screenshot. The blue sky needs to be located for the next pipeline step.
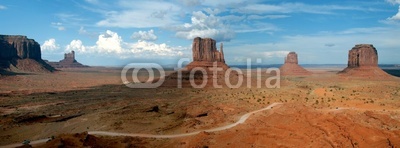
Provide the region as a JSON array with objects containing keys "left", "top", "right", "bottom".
[{"left": 1, "top": 0, "right": 400, "bottom": 66}]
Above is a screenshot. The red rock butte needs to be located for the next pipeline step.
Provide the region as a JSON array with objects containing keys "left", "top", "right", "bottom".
[
  {"left": 185, "top": 37, "right": 229, "bottom": 70},
  {"left": 163, "top": 37, "right": 241, "bottom": 87},
  {"left": 339, "top": 44, "right": 392, "bottom": 79},
  {"left": 279, "top": 52, "right": 311, "bottom": 76}
]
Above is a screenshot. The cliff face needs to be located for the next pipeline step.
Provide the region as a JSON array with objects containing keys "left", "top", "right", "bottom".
[
  {"left": 0, "top": 35, "right": 41, "bottom": 60},
  {"left": 0, "top": 35, "right": 54, "bottom": 73}
]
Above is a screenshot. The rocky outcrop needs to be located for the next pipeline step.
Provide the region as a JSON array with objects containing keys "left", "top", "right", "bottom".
[
  {"left": 280, "top": 52, "right": 311, "bottom": 76},
  {"left": 0, "top": 35, "right": 54, "bottom": 73},
  {"left": 339, "top": 44, "right": 391, "bottom": 79},
  {"left": 46, "top": 50, "right": 88, "bottom": 68}
]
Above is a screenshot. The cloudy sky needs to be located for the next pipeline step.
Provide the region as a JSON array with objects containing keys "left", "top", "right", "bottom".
[{"left": 1, "top": 0, "right": 400, "bottom": 66}]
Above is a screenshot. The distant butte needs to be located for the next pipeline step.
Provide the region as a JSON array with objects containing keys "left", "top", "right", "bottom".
[
  {"left": 46, "top": 50, "right": 88, "bottom": 68},
  {"left": 339, "top": 44, "right": 392, "bottom": 79},
  {"left": 279, "top": 52, "right": 311, "bottom": 76}
]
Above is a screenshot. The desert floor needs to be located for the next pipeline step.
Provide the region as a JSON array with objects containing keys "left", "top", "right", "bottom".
[{"left": 0, "top": 67, "right": 400, "bottom": 147}]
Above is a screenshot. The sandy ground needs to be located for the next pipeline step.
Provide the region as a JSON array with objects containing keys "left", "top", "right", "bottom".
[{"left": 0, "top": 67, "right": 400, "bottom": 147}]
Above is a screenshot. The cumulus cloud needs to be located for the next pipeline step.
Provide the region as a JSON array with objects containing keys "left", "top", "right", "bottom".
[
  {"left": 68, "top": 30, "right": 187, "bottom": 59},
  {"left": 131, "top": 30, "right": 158, "bottom": 41},
  {"left": 173, "top": 11, "right": 235, "bottom": 42},
  {"left": 66, "top": 40, "right": 86, "bottom": 52},
  {"left": 41, "top": 39, "right": 60, "bottom": 52},
  {"left": 51, "top": 22, "right": 65, "bottom": 31}
]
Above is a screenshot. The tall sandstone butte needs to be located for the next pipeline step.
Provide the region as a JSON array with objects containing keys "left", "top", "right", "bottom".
[
  {"left": 279, "top": 52, "right": 311, "bottom": 76},
  {"left": 347, "top": 44, "right": 378, "bottom": 68},
  {"left": 186, "top": 37, "right": 228, "bottom": 70},
  {"left": 0, "top": 35, "right": 54, "bottom": 72},
  {"left": 163, "top": 37, "right": 241, "bottom": 87},
  {"left": 339, "top": 44, "right": 391, "bottom": 78}
]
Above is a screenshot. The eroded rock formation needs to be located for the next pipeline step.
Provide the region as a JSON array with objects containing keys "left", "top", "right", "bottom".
[
  {"left": 163, "top": 37, "right": 241, "bottom": 87},
  {"left": 0, "top": 35, "right": 54, "bottom": 73},
  {"left": 192, "top": 37, "right": 225, "bottom": 62},
  {"left": 285, "top": 52, "right": 298, "bottom": 64},
  {"left": 339, "top": 44, "right": 391, "bottom": 79},
  {"left": 185, "top": 37, "right": 228, "bottom": 70},
  {"left": 347, "top": 44, "right": 378, "bottom": 68},
  {"left": 280, "top": 52, "right": 311, "bottom": 76},
  {"left": 0, "top": 35, "right": 41, "bottom": 60},
  {"left": 46, "top": 50, "right": 88, "bottom": 68}
]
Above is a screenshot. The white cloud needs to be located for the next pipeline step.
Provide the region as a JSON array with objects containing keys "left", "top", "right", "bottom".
[
  {"left": 94, "top": 30, "right": 125, "bottom": 54},
  {"left": 263, "top": 51, "right": 290, "bottom": 58},
  {"left": 66, "top": 40, "right": 86, "bottom": 52},
  {"left": 41, "top": 39, "right": 60, "bottom": 52},
  {"left": 131, "top": 30, "right": 158, "bottom": 41},
  {"left": 129, "top": 40, "right": 185, "bottom": 57},
  {"left": 173, "top": 11, "right": 235, "bottom": 42},
  {"left": 0, "top": 5, "right": 6, "bottom": 10},
  {"left": 67, "top": 30, "right": 188, "bottom": 59},
  {"left": 388, "top": 6, "right": 400, "bottom": 20},
  {"left": 96, "top": 1, "right": 181, "bottom": 28}
]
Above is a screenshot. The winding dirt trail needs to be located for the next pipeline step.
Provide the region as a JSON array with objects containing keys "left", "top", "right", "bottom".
[
  {"left": 89, "top": 102, "right": 283, "bottom": 138},
  {"left": 0, "top": 102, "right": 283, "bottom": 148}
]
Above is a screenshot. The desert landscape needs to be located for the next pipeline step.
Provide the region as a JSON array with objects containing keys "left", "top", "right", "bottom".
[
  {"left": 1, "top": 66, "right": 400, "bottom": 147},
  {"left": 1, "top": 1, "right": 400, "bottom": 147},
  {"left": 1, "top": 35, "right": 400, "bottom": 147}
]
